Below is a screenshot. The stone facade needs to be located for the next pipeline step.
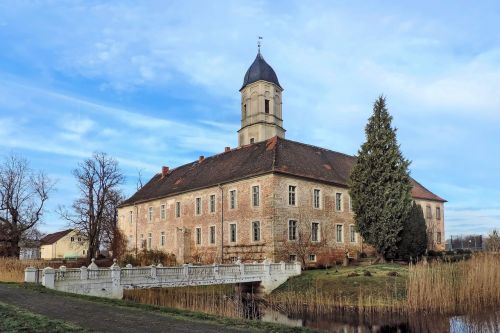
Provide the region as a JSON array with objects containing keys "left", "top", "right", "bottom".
[
  {"left": 238, "top": 80, "right": 285, "bottom": 146},
  {"left": 119, "top": 172, "right": 445, "bottom": 264},
  {"left": 414, "top": 199, "right": 445, "bottom": 251}
]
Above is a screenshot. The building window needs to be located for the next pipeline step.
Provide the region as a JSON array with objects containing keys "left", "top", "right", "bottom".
[
  {"left": 129, "top": 211, "right": 133, "bottom": 224},
  {"left": 349, "top": 225, "right": 357, "bottom": 243},
  {"left": 335, "top": 193, "right": 342, "bottom": 211},
  {"left": 209, "top": 226, "right": 216, "bottom": 244},
  {"left": 309, "top": 254, "right": 316, "bottom": 262},
  {"left": 70, "top": 237, "right": 74, "bottom": 242},
  {"left": 148, "top": 207, "right": 153, "bottom": 222},
  {"left": 436, "top": 207, "right": 441, "bottom": 220},
  {"left": 336, "top": 224, "right": 343, "bottom": 243},
  {"left": 288, "top": 185, "right": 296, "bottom": 206},
  {"left": 288, "top": 220, "right": 297, "bottom": 241},
  {"left": 195, "top": 227, "right": 201, "bottom": 245},
  {"left": 229, "top": 190, "right": 237, "bottom": 209},
  {"left": 140, "top": 234, "right": 144, "bottom": 249},
  {"left": 147, "top": 233, "right": 152, "bottom": 250},
  {"left": 252, "top": 221, "right": 261, "bottom": 242},
  {"left": 250, "top": 138, "right": 255, "bottom": 144},
  {"left": 252, "top": 185, "right": 260, "bottom": 207},
  {"left": 160, "top": 232, "right": 165, "bottom": 246},
  {"left": 195, "top": 197, "right": 202, "bottom": 215},
  {"left": 313, "top": 189, "right": 321, "bottom": 209},
  {"left": 311, "top": 222, "right": 319, "bottom": 242},
  {"left": 230, "top": 223, "right": 237, "bottom": 243},
  {"left": 210, "top": 194, "right": 216, "bottom": 213},
  {"left": 437, "top": 232, "right": 442, "bottom": 244},
  {"left": 243, "top": 104, "right": 246, "bottom": 118},
  {"left": 160, "top": 204, "right": 166, "bottom": 220},
  {"left": 426, "top": 206, "right": 432, "bottom": 219},
  {"left": 175, "top": 202, "right": 181, "bottom": 218},
  {"left": 265, "top": 99, "right": 270, "bottom": 113},
  {"left": 77, "top": 237, "right": 81, "bottom": 242},
  {"left": 289, "top": 254, "right": 297, "bottom": 262}
]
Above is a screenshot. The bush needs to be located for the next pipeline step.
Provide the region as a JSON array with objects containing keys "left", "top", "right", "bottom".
[
  {"left": 119, "top": 249, "right": 176, "bottom": 267},
  {"left": 359, "top": 252, "right": 368, "bottom": 258}
]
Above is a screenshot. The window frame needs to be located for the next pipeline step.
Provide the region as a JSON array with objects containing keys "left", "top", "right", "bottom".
[
  {"left": 311, "top": 222, "right": 320, "bottom": 242},
  {"left": 288, "top": 219, "right": 298, "bottom": 241},
  {"left": 265, "top": 99, "right": 270, "bottom": 114},
  {"left": 426, "top": 205, "right": 432, "bottom": 219},
  {"left": 229, "top": 189, "right": 237, "bottom": 210},
  {"left": 229, "top": 223, "right": 237, "bottom": 243},
  {"left": 129, "top": 211, "right": 133, "bottom": 224},
  {"left": 160, "top": 204, "right": 166, "bottom": 220},
  {"left": 349, "top": 224, "right": 357, "bottom": 243},
  {"left": 148, "top": 206, "right": 153, "bottom": 222},
  {"left": 336, "top": 224, "right": 344, "bottom": 243},
  {"left": 288, "top": 185, "right": 297, "bottom": 206},
  {"left": 160, "top": 231, "right": 165, "bottom": 246},
  {"left": 209, "top": 194, "right": 216, "bottom": 213},
  {"left": 195, "top": 227, "right": 202, "bottom": 245},
  {"left": 147, "top": 232, "right": 152, "bottom": 250},
  {"left": 313, "top": 189, "right": 321, "bottom": 209},
  {"left": 175, "top": 201, "right": 181, "bottom": 218},
  {"left": 436, "top": 207, "right": 441, "bottom": 220},
  {"left": 252, "top": 221, "right": 261, "bottom": 242},
  {"left": 335, "top": 193, "right": 343, "bottom": 212},
  {"left": 309, "top": 254, "right": 317, "bottom": 262},
  {"left": 209, "top": 225, "right": 216, "bottom": 245},
  {"left": 251, "top": 185, "right": 260, "bottom": 207},
  {"left": 195, "top": 197, "right": 202, "bottom": 216}
]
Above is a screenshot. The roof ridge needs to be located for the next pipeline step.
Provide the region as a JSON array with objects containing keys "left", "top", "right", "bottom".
[{"left": 279, "top": 137, "right": 357, "bottom": 159}]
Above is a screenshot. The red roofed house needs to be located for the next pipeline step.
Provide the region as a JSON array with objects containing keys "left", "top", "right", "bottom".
[
  {"left": 40, "top": 229, "right": 88, "bottom": 260},
  {"left": 118, "top": 51, "right": 446, "bottom": 264}
]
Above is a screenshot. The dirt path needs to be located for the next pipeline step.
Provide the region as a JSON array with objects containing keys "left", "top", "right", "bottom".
[{"left": 0, "top": 284, "right": 253, "bottom": 333}]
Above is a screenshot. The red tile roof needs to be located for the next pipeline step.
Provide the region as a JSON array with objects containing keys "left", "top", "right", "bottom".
[
  {"left": 121, "top": 137, "right": 445, "bottom": 206},
  {"left": 40, "top": 229, "right": 73, "bottom": 245}
]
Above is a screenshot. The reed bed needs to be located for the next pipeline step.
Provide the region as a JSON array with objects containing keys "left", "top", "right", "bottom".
[
  {"left": 0, "top": 258, "right": 48, "bottom": 282},
  {"left": 407, "top": 252, "right": 500, "bottom": 314},
  {"left": 124, "top": 285, "right": 261, "bottom": 319}
]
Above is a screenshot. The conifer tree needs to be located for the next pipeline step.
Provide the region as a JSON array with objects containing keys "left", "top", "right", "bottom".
[
  {"left": 349, "top": 96, "right": 413, "bottom": 260},
  {"left": 397, "top": 202, "right": 428, "bottom": 260}
]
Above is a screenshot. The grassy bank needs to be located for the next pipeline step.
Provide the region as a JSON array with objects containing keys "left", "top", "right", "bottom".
[
  {"left": 9, "top": 283, "right": 317, "bottom": 333},
  {"left": 269, "top": 263, "right": 408, "bottom": 314},
  {"left": 0, "top": 301, "right": 89, "bottom": 333},
  {"left": 270, "top": 253, "right": 500, "bottom": 315}
]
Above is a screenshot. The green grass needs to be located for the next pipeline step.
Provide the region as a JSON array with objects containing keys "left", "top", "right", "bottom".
[
  {"left": 0, "top": 301, "right": 89, "bottom": 333},
  {"left": 9, "top": 283, "right": 319, "bottom": 333},
  {"left": 273, "top": 263, "right": 409, "bottom": 304}
]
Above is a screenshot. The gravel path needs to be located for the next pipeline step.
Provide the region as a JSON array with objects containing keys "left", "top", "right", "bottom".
[{"left": 0, "top": 284, "right": 252, "bottom": 333}]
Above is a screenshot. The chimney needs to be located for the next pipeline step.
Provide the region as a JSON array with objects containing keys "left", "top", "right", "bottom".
[
  {"left": 224, "top": 146, "right": 231, "bottom": 153},
  {"left": 199, "top": 155, "right": 205, "bottom": 162},
  {"left": 161, "top": 166, "right": 169, "bottom": 178}
]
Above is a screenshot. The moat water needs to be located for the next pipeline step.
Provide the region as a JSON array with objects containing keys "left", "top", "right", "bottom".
[{"left": 256, "top": 307, "right": 500, "bottom": 333}]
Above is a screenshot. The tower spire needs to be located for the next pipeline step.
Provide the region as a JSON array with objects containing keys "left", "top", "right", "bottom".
[{"left": 257, "top": 36, "right": 262, "bottom": 54}]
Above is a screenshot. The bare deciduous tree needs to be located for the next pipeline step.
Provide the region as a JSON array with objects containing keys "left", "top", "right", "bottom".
[
  {"left": 486, "top": 229, "right": 500, "bottom": 252},
  {"left": 59, "top": 152, "right": 124, "bottom": 262},
  {"left": 0, "top": 153, "right": 54, "bottom": 257}
]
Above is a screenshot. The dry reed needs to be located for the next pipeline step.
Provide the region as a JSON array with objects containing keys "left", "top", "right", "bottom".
[
  {"left": 0, "top": 258, "right": 48, "bottom": 282},
  {"left": 407, "top": 252, "right": 500, "bottom": 314}
]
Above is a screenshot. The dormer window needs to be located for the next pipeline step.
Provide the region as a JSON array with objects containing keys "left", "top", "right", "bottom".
[{"left": 265, "top": 99, "right": 270, "bottom": 113}]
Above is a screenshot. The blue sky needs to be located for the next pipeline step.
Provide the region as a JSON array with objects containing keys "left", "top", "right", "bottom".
[{"left": 0, "top": 1, "right": 499, "bottom": 236}]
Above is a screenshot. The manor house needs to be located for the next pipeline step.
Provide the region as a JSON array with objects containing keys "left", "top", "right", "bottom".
[{"left": 118, "top": 51, "right": 446, "bottom": 264}]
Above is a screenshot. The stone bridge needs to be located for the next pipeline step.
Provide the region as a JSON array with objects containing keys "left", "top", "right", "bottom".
[{"left": 24, "top": 259, "right": 301, "bottom": 299}]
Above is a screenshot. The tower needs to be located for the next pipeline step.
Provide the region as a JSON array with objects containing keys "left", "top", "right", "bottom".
[{"left": 238, "top": 50, "right": 285, "bottom": 146}]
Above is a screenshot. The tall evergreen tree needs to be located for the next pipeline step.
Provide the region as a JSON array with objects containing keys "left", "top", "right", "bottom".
[
  {"left": 349, "top": 96, "right": 413, "bottom": 260},
  {"left": 397, "top": 202, "right": 428, "bottom": 260}
]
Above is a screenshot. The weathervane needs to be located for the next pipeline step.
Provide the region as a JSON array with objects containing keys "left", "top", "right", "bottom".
[{"left": 258, "top": 36, "right": 263, "bottom": 53}]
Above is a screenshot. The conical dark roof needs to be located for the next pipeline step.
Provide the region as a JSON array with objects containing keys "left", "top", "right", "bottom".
[{"left": 240, "top": 52, "right": 282, "bottom": 91}]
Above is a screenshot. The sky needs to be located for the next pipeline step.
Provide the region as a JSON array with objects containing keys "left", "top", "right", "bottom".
[{"left": 0, "top": 1, "right": 499, "bottom": 236}]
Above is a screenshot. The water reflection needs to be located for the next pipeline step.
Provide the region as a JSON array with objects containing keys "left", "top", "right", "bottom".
[{"left": 260, "top": 308, "right": 500, "bottom": 333}]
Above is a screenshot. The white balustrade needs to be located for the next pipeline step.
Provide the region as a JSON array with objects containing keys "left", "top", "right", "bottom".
[{"left": 27, "top": 258, "right": 301, "bottom": 299}]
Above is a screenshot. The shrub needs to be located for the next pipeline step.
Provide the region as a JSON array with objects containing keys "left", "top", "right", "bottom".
[{"left": 119, "top": 249, "right": 176, "bottom": 267}]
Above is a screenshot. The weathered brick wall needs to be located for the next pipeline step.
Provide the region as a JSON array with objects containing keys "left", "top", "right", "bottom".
[
  {"left": 118, "top": 172, "right": 444, "bottom": 265},
  {"left": 414, "top": 199, "right": 446, "bottom": 251}
]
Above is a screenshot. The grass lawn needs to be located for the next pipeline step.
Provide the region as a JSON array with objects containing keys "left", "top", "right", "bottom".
[
  {"left": 272, "top": 263, "right": 409, "bottom": 305},
  {"left": 0, "top": 301, "right": 89, "bottom": 333}
]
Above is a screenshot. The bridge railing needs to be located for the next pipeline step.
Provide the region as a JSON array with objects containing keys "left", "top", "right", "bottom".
[{"left": 25, "top": 258, "right": 301, "bottom": 298}]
